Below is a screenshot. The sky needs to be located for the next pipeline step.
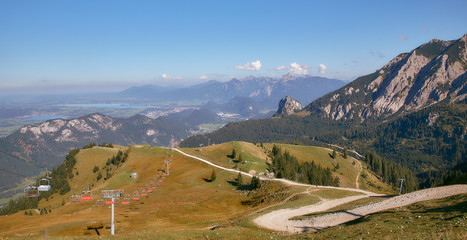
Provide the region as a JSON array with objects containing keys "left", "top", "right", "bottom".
[{"left": 0, "top": 0, "right": 466, "bottom": 94}]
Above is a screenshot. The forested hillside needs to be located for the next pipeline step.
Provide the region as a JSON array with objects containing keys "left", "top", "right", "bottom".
[{"left": 182, "top": 100, "right": 466, "bottom": 189}]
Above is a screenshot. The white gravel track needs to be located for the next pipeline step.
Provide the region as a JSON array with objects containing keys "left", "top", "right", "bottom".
[
  {"left": 171, "top": 148, "right": 467, "bottom": 234},
  {"left": 256, "top": 184, "right": 467, "bottom": 233}
]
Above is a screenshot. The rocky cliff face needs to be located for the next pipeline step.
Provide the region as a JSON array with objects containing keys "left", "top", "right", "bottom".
[
  {"left": 273, "top": 96, "right": 302, "bottom": 117},
  {"left": 306, "top": 34, "right": 467, "bottom": 122}
]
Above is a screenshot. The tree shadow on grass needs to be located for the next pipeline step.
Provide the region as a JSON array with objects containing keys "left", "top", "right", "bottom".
[{"left": 226, "top": 180, "right": 251, "bottom": 191}]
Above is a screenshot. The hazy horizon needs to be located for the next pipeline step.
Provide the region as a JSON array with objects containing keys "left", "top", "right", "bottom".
[{"left": 1, "top": 0, "right": 466, "bottom": 96}]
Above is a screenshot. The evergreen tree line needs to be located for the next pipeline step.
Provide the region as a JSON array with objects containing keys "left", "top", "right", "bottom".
[
  {"left": 363, "top": 152, "right": 418, "bottom": 193},
  {"left": 417, "top": 158, "right": 467, "bottom": 188},
  {"left": 83, "top": 142, "right": 114, "bottom": 149},
  {"left": 348, "top": 101, "right": 466, "bottom": 173},
  {"left": 101, "top": 149, "right": 128, "bottom": 181},
  {"left": 0, "top": 148, "right": 80, "bottom": 216},
  {"left": 269, "top": 145, "right": 339, "bottom": 187},
  {"left": 105, "top": 150, "right": 128, "bottom": 166}
]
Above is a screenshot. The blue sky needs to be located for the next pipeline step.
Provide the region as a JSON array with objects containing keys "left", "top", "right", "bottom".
[{"left": 0, "top": 0, "right": 466, "bottom": 94}]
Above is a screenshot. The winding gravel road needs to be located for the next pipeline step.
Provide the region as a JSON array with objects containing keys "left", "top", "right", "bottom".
[
  {"left": 255, "top": 184, "right": 467, "bottom": 233},
  {"left": 173, "top": 148, "right": 377, "bottom": 195},
  {"left": 171, "top": 148, "right": 467, "bottom": 234}
]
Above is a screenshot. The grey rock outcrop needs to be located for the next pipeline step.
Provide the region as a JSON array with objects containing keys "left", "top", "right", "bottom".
[{"left": 274, "top": 96, "right": 302, "bottom": 117}]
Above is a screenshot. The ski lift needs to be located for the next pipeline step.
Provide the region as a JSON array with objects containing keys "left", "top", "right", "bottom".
[
  {"left": 38, "top": 169, "right": 52, "bottom": 192},
  {"left": 141, "top": 189, "right": 147, "bottom": 197},
  {"left": 81, "top": 191, "right": 92, "bottom": 201},
  {"left": 96, "top": 199, "right": 105, "bottom": 206},
  {"left": 38, "top": 178, "right": 51, "bottom": 192},
  {"left": 70, "top": 194, "right": 81, "bottom": 204},
  {"left": 24, "top": 186, "right": 39, "bottom": 197},
  {"left": 81, "top": 185, "right": 93, "bottom": 200},
  {"left": 106, "top": 199, "right": 115, "bottom": 205},
  {"left": 113, "top": 198, "right": 120, "bottom": 204},
  {"left": 122, "top": 194, "right": 131, "bottom": 205},
  {"left": 133, "top": 191, "right": 140, "bottom": 201},
  {"left": 146, "top": 184, "right": 153, "bottom": 193}
]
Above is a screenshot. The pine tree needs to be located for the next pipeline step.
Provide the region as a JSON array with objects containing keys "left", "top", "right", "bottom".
[
  {"left": 237, "top": 172, "right": 243, "bottom": 186},
  {"left": 332, "top": 149, "right": 337, "bottom": 159},
  {"left": 238, "top": 154, "right": 243, "bottom": 163},
  {"left": 250, "top": 176, "right": 257, "bottom": 189},
  {"left": 210, "top": 170, "right": 216, "bottom": 182},
  {"left": 251, "top": 176, "right": 261, "bottom": 189},
  {"left": 343, "top": 148, "right": 348, "bottom": 159},
  {"left": 231, "top": 149, "right": 237, "bottom": 159}
]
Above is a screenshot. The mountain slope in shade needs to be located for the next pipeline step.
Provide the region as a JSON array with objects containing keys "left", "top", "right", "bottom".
[{"left": 306, "top": 34, "right": 466, "bottom": 122}]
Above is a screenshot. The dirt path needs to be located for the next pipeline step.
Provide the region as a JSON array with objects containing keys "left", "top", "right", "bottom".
[
  {"left": 173, "top": 148, "right": 378, "bottom": 195},
  {"left": 327, "top": 143, "right": 362, "bottom": 189},
  {"left": 354, "top": 158, "right": 362, "bottom": 189},
  {"left": 255, "top": 184, "right": 467, "bottom": 233}
]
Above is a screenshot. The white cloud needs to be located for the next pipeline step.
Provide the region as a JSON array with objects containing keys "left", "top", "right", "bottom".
[
  {"left": 161, "top": 73, "right": 183, "bottom": 80},
  {"left": 275, "top": 62, "right": 311, "bottom": 75},
  {"left": 290, "top": 62, "right": 310, "bottom": 75},
  {"left": 274, "top": 65, "right": 288, "bottom": 71},
  {"left": 318, "top": 64, "right": 327, "bottom": 74},
  {"left": 200, "top": 75, "right": 208, "bottom": 80},
  {"left": 235, "top": 60, "right": 262, "bottom": 71},
  {"left": 399, "top": 35, "right": 408, "bottom": 41}
]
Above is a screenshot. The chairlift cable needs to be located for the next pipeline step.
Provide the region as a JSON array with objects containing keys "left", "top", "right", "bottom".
[
  {"left": 0, "top": 149, "right": 47, "bottom": 170},
  {"left": 0, "top": 167, "right": 30, "bottom": 178}
]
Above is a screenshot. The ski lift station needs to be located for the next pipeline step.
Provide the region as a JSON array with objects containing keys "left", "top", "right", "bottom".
[{"left": 38, "top": 178, "right": 51, "bottom": 191}]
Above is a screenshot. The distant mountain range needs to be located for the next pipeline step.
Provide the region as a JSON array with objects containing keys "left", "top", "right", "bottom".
[
  {"left": 120, "top": 74, "right": 346, "bottom": 108},
  {"left": 182, "top": 34, "right": 467, "bottom": 188}
]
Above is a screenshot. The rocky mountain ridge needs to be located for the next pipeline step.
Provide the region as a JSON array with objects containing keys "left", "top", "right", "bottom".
[{"left": 305, "top": 33, "right": 467, "bottom": 122}]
